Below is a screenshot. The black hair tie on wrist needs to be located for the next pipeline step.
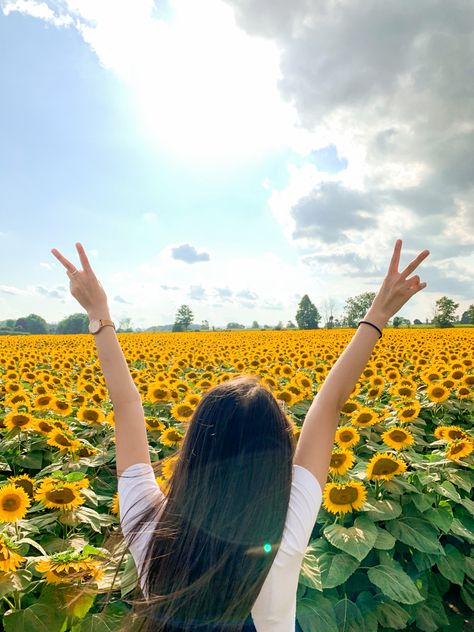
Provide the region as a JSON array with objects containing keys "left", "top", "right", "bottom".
[{"left": 358, "top": 320, "right": 383, "bottom": 338}]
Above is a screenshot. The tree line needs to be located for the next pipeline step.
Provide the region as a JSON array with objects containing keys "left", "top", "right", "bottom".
[{"left": 1, "top": 293, "right": 472, "bottom": 336}]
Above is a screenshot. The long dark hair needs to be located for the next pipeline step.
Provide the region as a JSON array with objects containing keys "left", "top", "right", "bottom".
[{"left": 114, "top": 373, "right": 297, "bottom": 631}]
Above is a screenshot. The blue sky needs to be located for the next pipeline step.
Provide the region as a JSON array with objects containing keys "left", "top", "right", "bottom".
[{"left": 1, "top": 0, "right": 472, "bottom": 329}]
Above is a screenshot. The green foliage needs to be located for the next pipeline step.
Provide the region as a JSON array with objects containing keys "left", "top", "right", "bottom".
[
  {"left": 174, "top": 304, "right": 193, "bottom": 331},
  {"left": 295, "top": 295, "right": 321, "bottom": 329},
  {"left": 56, "top": 313, "right": 89, "bottom": 334},
  {"left": 342, "top": 291, "right": 376, "bottom": 327}
]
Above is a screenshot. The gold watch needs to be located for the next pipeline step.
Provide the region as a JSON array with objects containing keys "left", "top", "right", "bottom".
[{"left": 88, "top": 318, "right": 116, "bottom": 334}]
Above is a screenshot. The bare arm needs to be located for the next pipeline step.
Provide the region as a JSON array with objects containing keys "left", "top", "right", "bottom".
[
  {"left": 51, "top": 243, "right": 151, "bottom": 476},
  {"left": 294, "top": 239, "right": 429, "bottom": 491},
  {"left": 319, "top": 306, "right": 389, "bottom": 411}
]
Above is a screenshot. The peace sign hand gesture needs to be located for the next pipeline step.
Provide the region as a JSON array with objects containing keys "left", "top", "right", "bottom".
[
  {"left": 51, "top": 243, "right": 109, "bottom": 316},
  {"left": 371, "top": 239, "right": 430, "bottom": 320}
]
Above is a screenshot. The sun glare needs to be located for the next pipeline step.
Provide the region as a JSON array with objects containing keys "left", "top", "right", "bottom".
[{"left": 128, "top": 0, "right": 296, "bottom": 164}]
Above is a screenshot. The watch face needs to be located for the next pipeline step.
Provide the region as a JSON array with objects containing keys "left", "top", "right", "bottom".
[{"left": 89, "top": 319, "right": 101, "bottom": 334}]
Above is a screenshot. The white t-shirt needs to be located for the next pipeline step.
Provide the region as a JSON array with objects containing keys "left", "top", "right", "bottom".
[{"left": 118, "top": 462, "right": 323, "bottom": 632}]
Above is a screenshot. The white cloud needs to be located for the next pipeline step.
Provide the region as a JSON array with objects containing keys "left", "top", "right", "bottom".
[
  {"left": 4, "top": 0, "right": 297, "bottom": 164},
  {"left": 0, "top": 285, "right": 27, "bottom": 296},
  {"left": 40, "top": 262, "right": 54, "bottom": 270},
  {"left": 3, "top": 0, "right": 73, "bottom": 26}
]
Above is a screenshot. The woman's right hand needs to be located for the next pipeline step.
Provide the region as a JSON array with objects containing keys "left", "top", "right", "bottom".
[{"left": 371, "top": 239, "right": 430, "bottom": 320}]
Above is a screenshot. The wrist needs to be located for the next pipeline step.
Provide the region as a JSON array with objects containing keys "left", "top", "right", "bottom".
[
  {"left": 363, "top": 308, "right": 389, "bottom": 331},
  {"left": 87, "top": 306, "right": 111, "bottom": 321}
]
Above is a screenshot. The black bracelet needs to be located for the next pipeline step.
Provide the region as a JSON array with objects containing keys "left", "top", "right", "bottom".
[{"left": 358, "top": 320, "right": 382, "bottom": 339}]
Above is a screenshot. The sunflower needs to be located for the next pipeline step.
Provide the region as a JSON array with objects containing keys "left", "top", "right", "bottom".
[
  {"left": 275, "top": 389, "right": 296, "bottom": 407},
  {"left": 34, "top": 419, "right": 57, "bottom": 434},
  {"left": 171, "top": 401, "right": 195, "bottom": 422},
  {"left": 52, "top": 398, "right": 73, "bottom": 417},
  {"left": 366, "top": 453, "right": 407, "bottom": 481},
  {"left": 162, "top": 454, "right": 179, "bottom": 479},
  {"left": 0, "top": 484, "right": 31, "bottom": 522},
  {"left": 145, "top": 416, "right": 165, "bottom": 432},
  {"left": 426, "top": 383, "right": 450, "bottom": 403},
  {"left": 334, "top": 426, "right": 360, "bottom": 449},
  {"left": 34, "top": 482, "right": 85, "bottom": 511},
  {"left": 35, "top": 553, "right": 104, "bottom": 585},
  {"left": 395, "top": 400, "right": 421, "bottom": 423},
  {"left": 47, "top": 431, "right": 81, "bottom": 453},
  {"left": 350, "top": 407, "right": 379, "bottom": 428},
  {"left": 329, "top": 449, "right": 355, "bottom": 475},
  {"left": 434, "top": 425, "right": 469, "bottom": 442},
  {"left": 160, "top": 427, "right": 184, "bottom": 447},
  {"left": 446, "top": 439, "right": 474, "bottom": 461},
  {"left": 0, "top": 533, "right": 26, "bottom": 572},
  {"left": 8, "top": 474, "right": 35, "bottom": 499},
  {"left": 110, "top": 492, "right": 119, "bottom": 516},
  {"left": 76, "top": 406, "right": 106, "bottom": 425},
  {"left": 381, "top": 427, "right": 415, "bottom": 451},
  {"left": 322, "top": 481, "right": 368, "bottom": 515},
  {"left": 156, "top": 476, "right": 171, "bottom": 495},
  {"left": 3, "top": 410, "right": 35, "bottom": 432},
  {"left": 147, "top": 383, "right": 171, "bottom": 403},
  {"left": 75, "top": 443, "right": 98, "bottom": 458},
  {"left": 33, "top": 394, "right": 55, "bottom": 410}
]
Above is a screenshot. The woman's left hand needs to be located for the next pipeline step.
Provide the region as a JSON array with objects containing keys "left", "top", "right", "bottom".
[{"left": 51, "top": 242, "right": 109, "bottom": 315}]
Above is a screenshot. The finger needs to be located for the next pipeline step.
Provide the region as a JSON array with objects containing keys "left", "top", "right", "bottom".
[
  {"left": 388, "top": 239, "right": 402, "bottom": 275},
  {"left": 76, "top": 242, "right": 94, "bottom": 274},
  {"left": 400, "top": 249, "right": 430, "bottom": 279},
  {"left": 51, "top": 248, "right": 78, "bottom": 273}
]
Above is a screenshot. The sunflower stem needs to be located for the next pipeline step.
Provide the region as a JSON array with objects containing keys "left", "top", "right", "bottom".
[
  {"left": 14, "top": 522, "right": 20, "bottom": 540},
  {"left": 13, "top": 590, "right": 21, "bottom": 610},
  {"left": 375, "top": 480, "right": 380, "bottom": 499},
  {"left": 3, "top": 595, "right": 15, "bottom": 610}
]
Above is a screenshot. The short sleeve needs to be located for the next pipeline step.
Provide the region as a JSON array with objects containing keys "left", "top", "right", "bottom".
[
  {"left": 118, "top": 462, "right": 167, "bottom": 577},
  {"left": 280, "top": 464, "right": 323, "bottom": 555}
]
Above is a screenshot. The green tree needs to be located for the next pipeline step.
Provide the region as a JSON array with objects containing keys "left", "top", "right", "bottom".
[
  {"left": 251, "top": 320, "right": 260, "bottom": 329},
  {"left": 460, "top": 305, "right": 474, "bottom": 324},
  {"left": 326, "top": 315, "right": 334, "bottom": 329},
  {"left": 414, "top": 318, "right": 422, "bottom": 325},
  {"left": 14, "top": 314, "right": 48, "bottom": 334},
  {"left": 56, "top": 313, "right": 89, "bottom": 334},
  {"left": 432, "top": 296, "right": 460, "bottom": 328},
  {"left": 342, "top": 292, "right": 376, "bottom": 327},
  {"left": 201, "top": 320, "right": 210, "bottom": 331},
  {"left": 286, "top": 320, "right": 296, "bottom": 329},
  {"left": 295, "top": 295, "right": 320, "bottom": 329},
  {"left": 227, "top": 322, "right": 245, "bottom": 329},
  {"left": 174, "top": 305, "right": 193, "bottom": 332},
  {"left": 274, "top": 320, "right": 284, "bottom": 330},
  {"left": 172, "top": 322, "right": 185, "bottom": 332}
]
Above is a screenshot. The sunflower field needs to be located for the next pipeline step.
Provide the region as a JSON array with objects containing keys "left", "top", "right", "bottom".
[{"left": 0, "top": 328, "right": 473, "bottom": 631}]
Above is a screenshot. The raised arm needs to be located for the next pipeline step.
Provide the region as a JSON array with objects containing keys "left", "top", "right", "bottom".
[
  {"left": 51, "top": 243, "right": 150, "bottom": 476},
  {"left": 293, "top": 239, "right": 430, "bottom": 492}
]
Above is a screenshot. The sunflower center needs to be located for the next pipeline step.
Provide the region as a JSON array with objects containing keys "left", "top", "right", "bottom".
[
  {"left": 12, "top": 415, "right": 29, "bottom": 427},
  {"left": 329, "top": 487, "right": 359, "bottom": 504},
  {"left": 57, "top": 402, "right": 69, "bottom": 410},
  {"left": 389, "top": 431, "right": 407, "bottom": 442},
  {"left": 450, "top": 443, "right": 465, "bottom": 455},
  {"left": 54, "top": 434, "right": 74, "bottom": 447},
  {"left": 46, "top": 488, "right": 76, "bottom": 504},
  {"left": 372, "top": 458, "right": 399, "bottom": 475},
  {"left": 37, "top": 397, "right": 51, "bottom": 406},
  {"left": 177, "top": 405, "right": 193, "bottom": 417},
  {"left": 331, "top": 454, "right": 347, "bottom": 467},
  {"left": 432, "top": 387, "right": 445, "bottom": 397},
  {"left": 340, "top": 431, "right": 354, "bottom": 442},
  {"left": 2, "top": 495, "right": 21, "bottom": 512},
  {"left": 39, "top": 422, "right": 54, "bottom": 432},
  {"left": 357, "top": 413, "right": 373, "bottom": 424},
  {"left": 399, "top": 387, "right": 412, "bottom": 396},
  {"left": 447, "top": 430, "right": 465, "bottom": 440},
  {"left": 83, "top": 410, "right": 99, "bottom": 422},
  {"left": 402, "top": 409, "right": 415, "bottom": 417}
]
